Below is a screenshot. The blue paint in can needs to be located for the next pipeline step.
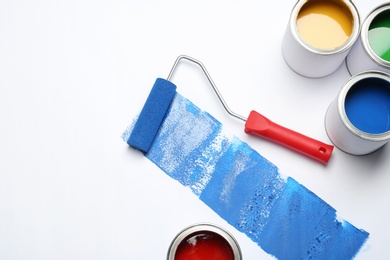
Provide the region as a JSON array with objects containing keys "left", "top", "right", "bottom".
[{"left": 345, "top": 77, "right": 390, "bottom": 134}]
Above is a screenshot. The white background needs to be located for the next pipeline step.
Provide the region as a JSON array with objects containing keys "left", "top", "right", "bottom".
[{"left": 0, "top": 0, "right": 388, "bottom": 259}]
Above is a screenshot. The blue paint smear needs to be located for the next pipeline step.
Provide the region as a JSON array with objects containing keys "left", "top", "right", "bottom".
[
  {"left": 125, "top": 93, "right": 369, "bottom": 259},
  {"left": 260, "top": 177, "right": 369, "bottom": 260},
  {"left": 199, "top": 138, "right": 286, "bottom": 240},
  {"left": 345, "top": 77, "right": 390, "bottom": 134}
]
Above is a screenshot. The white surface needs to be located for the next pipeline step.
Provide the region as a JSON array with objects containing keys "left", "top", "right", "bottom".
[{"left": 0, "top": 0, "right": 388, "bottom": 259}]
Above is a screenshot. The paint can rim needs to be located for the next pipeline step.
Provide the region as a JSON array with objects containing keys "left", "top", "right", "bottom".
[
  {"left": 337, "top": 70, "right": 390, "bottom": 141},
  {"left": 166, "top": 222, "right": 242, "bottom": 260},
  {"left": 289, "top": 0, "right": 361, "bottom": 55},
  {"left": 360, "top": 3, "right": 390, "bottom": 68}
]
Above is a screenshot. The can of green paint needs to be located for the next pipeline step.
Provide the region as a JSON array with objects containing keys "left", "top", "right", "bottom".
[
  {"left": 346, "top": 3, "right": 390, "bottom": 75},
  {"left": 325, "top": 71, "right": 390, "bottom": 155}
]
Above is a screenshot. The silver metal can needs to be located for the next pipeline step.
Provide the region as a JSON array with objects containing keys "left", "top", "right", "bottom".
[
  {"left": 167, "top": 223, "right": 242, "bottom": 260},
  {"left": 325, "top": 71, "right": 390, "bottom": 155},
  {"left": 346, "top": 3, "right": 390, "bottom": 75},
  {"left": 282, "top": 0, "right": 360, "bottom": 78}
]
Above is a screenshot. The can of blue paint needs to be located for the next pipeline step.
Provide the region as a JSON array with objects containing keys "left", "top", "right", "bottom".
[
  {"left": 282, "top": 0, "right": 360, "bottom": 78},
  {"left": 346, "top": 3, "right": 390, "bottom": 75},
  {"left": 167, "top": 223, "right": 242, "bottom": 260},
  {"left": 325, "top": 71, "right": 390, "bottom": 155}
]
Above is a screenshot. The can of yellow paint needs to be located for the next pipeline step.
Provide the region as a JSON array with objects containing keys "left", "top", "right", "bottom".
[
  {"left": 282, "top": 0, "right": 360, "bottom": 78},
  {"left": 346, "top": 3, "right": 390, "bottom": 75}
]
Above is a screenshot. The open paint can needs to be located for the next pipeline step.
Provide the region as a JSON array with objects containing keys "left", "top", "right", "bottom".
[
  {"left": 282, "top": 0, "right": 360, "bottom": 78},
  {"left": 167, "top": 223, "right": 242, "bottom": 260},
  {"left": 325, "top": 71, "right": 390, "bottom": 155},
  {"left": 346, "top": 3, "right": 390, "bottom": 75}
]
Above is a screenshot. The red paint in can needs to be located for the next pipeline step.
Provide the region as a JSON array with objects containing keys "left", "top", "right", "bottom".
[
  {"left": 175, "top": 230, "right": 234, "bottom": 260},
  {"left": 167, "top": 223, "right": 242, "bottom": 260}
]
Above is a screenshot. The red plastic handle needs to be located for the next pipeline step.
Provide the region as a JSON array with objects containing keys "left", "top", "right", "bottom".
[{"left": 244, "top": 110, "right": 334, "bottom": 164}]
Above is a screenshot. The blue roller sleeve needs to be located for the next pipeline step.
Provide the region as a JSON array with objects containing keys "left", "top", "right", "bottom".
[{"left": 127, "top": 78, "right": 177, "bottom": 153}]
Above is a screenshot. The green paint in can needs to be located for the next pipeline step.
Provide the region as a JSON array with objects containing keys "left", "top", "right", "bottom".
[{"left": 368, "top": 9, "right": 390, "bottom": 62}]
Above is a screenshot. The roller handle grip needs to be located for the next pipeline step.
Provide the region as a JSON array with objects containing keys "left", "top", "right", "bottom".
[{"left": 244, "top": 110, "right": 334, "bottom": 164}]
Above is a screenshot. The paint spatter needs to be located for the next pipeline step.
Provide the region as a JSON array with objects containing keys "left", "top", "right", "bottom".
[{"left": 124, "top": 93, "right": 369, "bottom": 259}]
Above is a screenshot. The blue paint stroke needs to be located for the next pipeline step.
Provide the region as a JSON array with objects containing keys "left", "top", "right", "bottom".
[
  {"left": 259, "top": 177, "right": 369, "bottom": 260},
  {"left": 124, "top": 93, "right": 369, "bottom": 259}
]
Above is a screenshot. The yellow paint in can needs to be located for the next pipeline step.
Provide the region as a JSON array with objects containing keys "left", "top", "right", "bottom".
[{"left": 297, "top": 0, "right": 354, "bottom": 50}]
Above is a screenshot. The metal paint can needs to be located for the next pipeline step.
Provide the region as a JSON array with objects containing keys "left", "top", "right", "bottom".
[
  {"left": 167, "top": 223, "right": 242, "bottom": 260},
  {"left": 346, "top": 3, "right": 390, "bottom": 75},
  {"left": 282, "top": 0, "right": 360, "bottom": 78},
  {"left": 325, "top": 71, "right": 390, "bottom": 155}
]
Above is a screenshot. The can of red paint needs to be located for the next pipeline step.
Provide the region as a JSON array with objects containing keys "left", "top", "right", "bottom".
[
  {"left": 325, "top": 71, "right": 390, "bottom": 155},
  {"left": 346, "top": 3, "right": 390, "bottom": 75},
  {"left": 167, "top": 223, "right": 242, "bottom": 260},
  {"left": 282, "top": 0, "right": 360, "bottom": 78}
]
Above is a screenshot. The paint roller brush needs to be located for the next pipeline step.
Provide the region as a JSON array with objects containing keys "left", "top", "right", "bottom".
[
  {"left": 127, "top": 78, "right": 176, "bottom": 152},
  {"left": 127, "top": 55, "right": 334, "bottom": 164}
]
